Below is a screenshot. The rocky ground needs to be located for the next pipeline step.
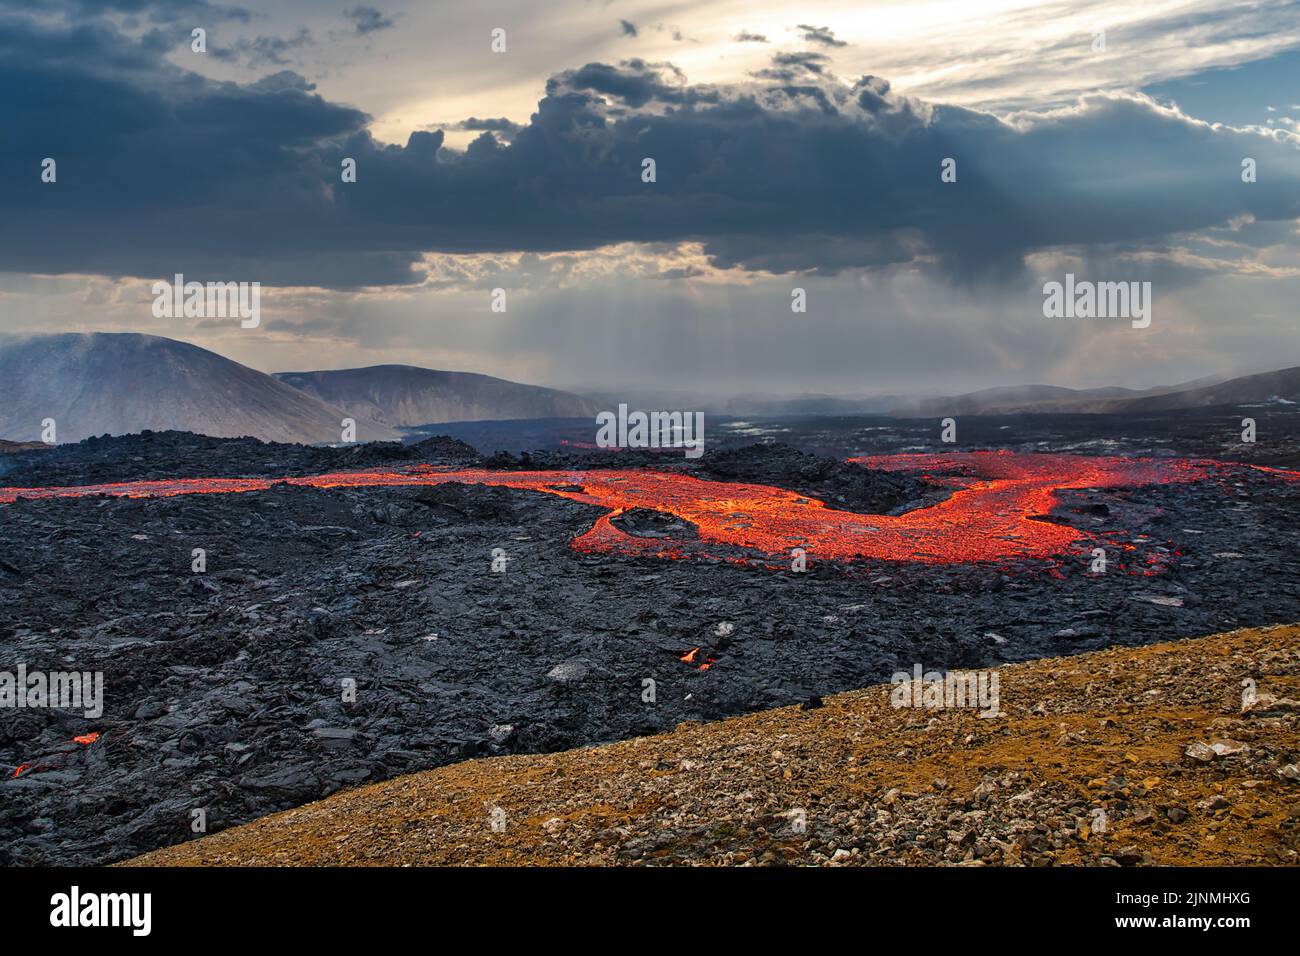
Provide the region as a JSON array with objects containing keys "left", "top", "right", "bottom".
[
  {"left": 127, "top": 623, "right": 1300, "bottom": 866},
  {"left": 0, "top": 430, "right": 479, "bottom": 487},
  {"left": 2, "top": 425, "right": 1299, "bottom": 865},
  {"left": 422, "top": 404, "right": 1300, "bottom": 468}
]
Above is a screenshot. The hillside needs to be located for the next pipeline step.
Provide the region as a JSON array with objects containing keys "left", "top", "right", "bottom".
[
  {"left": 275, "top": 365, "right": 599, "bottom": 427},
  {"left": 892, "top": 383, "right": 1141, "bottom": 417},
  {"left": 0, "top": 333, "right": 398, "bottom": 444},
  {"left": 1120, "top": 366, "right": 1300, "bottom": 413},
  {"left": 888, "top": 370, "right": 1281, "bottom": 417},
  {"left": 126, "top": 624, "right": 1300, "bottom": 867}
]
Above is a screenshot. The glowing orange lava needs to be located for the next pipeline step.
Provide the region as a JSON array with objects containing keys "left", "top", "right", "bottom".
[
  {"left": 11, "top": 732, "right": 100, "bottom": 778},
  {"left": 679, "top": 646, "right": 717, "bottom": 670},
  {"left": 1, "top": 451, "right": 1292, "bottom": 566}
]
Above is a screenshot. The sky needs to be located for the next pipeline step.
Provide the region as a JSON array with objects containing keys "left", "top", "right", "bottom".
[{"left": 0, "top": 0, "right": 1298, "bottom": 397}]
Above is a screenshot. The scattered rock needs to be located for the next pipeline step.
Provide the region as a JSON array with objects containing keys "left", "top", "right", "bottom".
[
  {"left": 1184, "top": 741, "right": 1216, "bottom": 762},
  {"left": 546, "top": 660, "right": 591, "bottom": 684}
]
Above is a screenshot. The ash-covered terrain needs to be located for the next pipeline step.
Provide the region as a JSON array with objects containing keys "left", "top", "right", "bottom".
[{"left": 2, "top": 414, "right": 1299, "bottom": 865}]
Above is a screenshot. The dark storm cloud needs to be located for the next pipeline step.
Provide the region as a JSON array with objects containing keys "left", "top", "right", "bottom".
[
  {"left": 344, "top": 5, "right": 394, "bottom": 35},
  {"left": 2, "top": 13, "right": 1299, "bottom": 288},
  {"left": 5, "top": 0, "right": 250, "bottom": 24},
  {"left": 454, "top": 116, "right": 524, "bottom": 136},
  {"left": 752, "top": 51, "right": 832, "bottom": 80},
  {"left": 552, "top": 59, "right": 710, "bottom": 108},
  {"left": 796, "top": 24, "right": 846, "bottom": 48}
]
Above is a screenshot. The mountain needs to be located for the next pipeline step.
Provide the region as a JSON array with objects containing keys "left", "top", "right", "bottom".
[
  {"left": 580, "top": 388, "right": 908, "bottom": 417},
  {"left": 275, "top": 365, "right": 599, "bottom": 427},
  {"left": 0, "top": 333, "right": 397, "bottom": 444},
  {"left": 887, "top": 370, "right": 1264, "bottom": 417},
  {"left": 891, "top": 384, "right": 1138, "bottom": 417},
  {"left": 1117, "top": 366, "right": 1300, "bottom": 412}
]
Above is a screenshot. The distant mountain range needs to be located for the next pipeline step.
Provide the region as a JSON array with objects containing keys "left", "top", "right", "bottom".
[
  {"left": 1, "top": 332, "right": 1295, "bottom": 446},
  {"left": 276, "top": 365, "right": 598, "bottom": 428},
  {"left": 580, "top": 389, "right": 905, "bottom": 417},
  {"left": 582, "top": 367, "right": 1300, "bottom": 419},
  {"left": 1113, "top": 366, "right": 1300, "bottom": 413},
  {"left": 888, "top": 368, "right": 1299, "bottom": 417},
  {"left": 0, "top": 333, "right": 395, "bottom": 445},
  {"left": 0, "top": 333, "right": 597, "bottom": 445}
]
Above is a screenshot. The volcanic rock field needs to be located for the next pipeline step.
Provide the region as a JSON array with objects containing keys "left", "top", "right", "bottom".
[{"left": 2, "top": 414, "right": 1299, "bottom": 865}]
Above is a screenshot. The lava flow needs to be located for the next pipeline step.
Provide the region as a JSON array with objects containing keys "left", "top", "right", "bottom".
[
  {"left": 680, "top": 647, "right": 718, "bottom": 670},
  {"left": 12, "top": 731, "right": 100, "bottom": 778},
  {"left": 0, "top": 451, "right": 1291, "bottom": 565}
]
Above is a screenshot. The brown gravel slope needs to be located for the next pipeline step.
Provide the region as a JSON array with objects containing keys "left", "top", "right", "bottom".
[{"left": 127, "top": 624, "right": 1300, "bottom": 867}]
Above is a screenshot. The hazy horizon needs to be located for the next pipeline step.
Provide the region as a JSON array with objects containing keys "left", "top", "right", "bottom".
[
  {"left": 4, "top": 327, "right": 1288, "bottom": 403},
  {"left": 1, "top": 0, "right": 1298, "bottom": 396}
]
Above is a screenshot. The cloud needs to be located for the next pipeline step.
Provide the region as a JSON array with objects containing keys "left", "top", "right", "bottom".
[
  {"left": 619, "top": 19, "right": 637, "bottom": 38},
  {"left": 2, "top": 14, "right": 1298, "bottom": 290},
  {"left": 453, "top": 116, "right": 524, "bottom": 137},
  {"left": 343, "top": 5, "right": 394, "bottom": 36},
  {"left": 735, "top": 30, "right": 768, "bottom": 43},
  {"left": 752, "top": 50, "right": 831, "bottom": 80},
  {"left": 212, "top": 26, "right": 314, "bottom": 66},
  {"left": 553, "top": 59, "right": 702, "bottom": 107},
  {"left": 9, "top": 0, "right": 251, "bottom": 23},
  {"left": 796, "top": 24, "right": 846, "bottom": 48}
]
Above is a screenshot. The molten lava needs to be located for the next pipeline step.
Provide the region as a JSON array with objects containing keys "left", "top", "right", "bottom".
[
  {"left": 679, "top": 647, "right": 718, "bottom": 670},
  {"left": 11, "top": 731, "right": 100, "bottom": 778},
  {"left": 1, "top": 451, "right": 1293, "bottom": 567}
]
